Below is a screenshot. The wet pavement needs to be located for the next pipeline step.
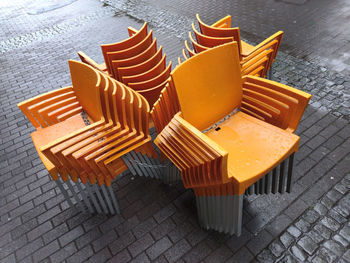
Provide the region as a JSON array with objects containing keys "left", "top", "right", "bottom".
[{"left": 0, "top": 0, "right": 349, "bottom": 262}]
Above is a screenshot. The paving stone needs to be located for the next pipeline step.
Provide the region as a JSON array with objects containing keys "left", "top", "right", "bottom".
[
  {"left": 287, "top": 225, "right": 301, "bottom": 238},
  {"left": 295, "top": 218, "right": 311, "bottom": 232},
  {"left": 333, "top": 234, "right": 349, "bottom": 247},
  {"left": 302, "top": 209, "right": 319, "bottom": 224},
  {"left": 58, "top": 225, "right": 84, "bottom": 247},
  {"left": 86, "top": 247, "right": 112, "bottom": 263},
  {"left": 280, "top": 232, "right": 294, "bottom": 248},
  {"left": 50, "top": 243, "right": 77, "bottom": 263},
  {"left": 291, "top": 245, "right": 307, "bottom": 261},
  {"left": 109, "top": 231, "right": 135, "bottom": 255},
  {"left": 92, "top": 228, "right": 117, "bottom": 252},
  {"left": 339, "top": 225, "right": 350, "bottom": 242},
  {"left": 164, "top": 239, "right": 191, "bottom": 263},
  {"left": 311, "top": 255, "right": 328, "bottom": 263},
  {"left": 326, "top": 189, "right": 343, "bottom": 202},
  {"left": 228, "top": 246, "right": 254, "bottom": 263},
  {"left": 27, "top": 221, "right": 53, "bottom": 241},
  {"left": 268, "top": 240, "right": 284, "bottom": 257},
  {"left": 42, "top": 223, "right": 69, "bottom": 245},
  {"left": 298, "top": 236, "right": 318, "bottom": 255},
  {"left": 66, "top": 245, "right": 94, "bottom": 263},
  {"left": 314, "top": 223, "right": 332, "bottom": 239},
  {"left": 129, "top": 252, "right": 150, "bottom": 263},
  {"left": 128, "top": 233, "right": 154, "bottom": 258},
  {"left": 323, "top": 240, "right": 346, "bottom": 257},
  {"left": 146, "top": 236, "right": 172, "bottom": 260},
  {"left": 343, "top": 250, "right": 350, "bottom": 262},
  {"left": 204, "top": 245, "right": 233, "bottom": 263},
  {"left": 75, "top": 227, "right": 103, "bottom": 250},
  {"left": 15, "top": 237, "right": 43, "bottom": 261},
  {"left": 278, "top": 254, "right": 298, "bottom": 263},
  {"left": 182, "top": 241, "right": 212, "bottom": 263},
  {"left": 307, "top": 230, "right": 324, "bottom": 244},
  {"left": 246, "top": 230, "right": 273, "bottom": 256},
  {"left": 328, "top": 208, "right": 347, "bottom": 224},
  {"left": 313, "top": 203, "right": 328, "bottom": 216},
  {"left": 32, "top": 240, "right": 60, "bottom": 262},
  {"left": 321, "top": 217, "right": 340, "bottom": 231},
  {"left": 314, "top": 247, "right": 337, "bottom": 263}
]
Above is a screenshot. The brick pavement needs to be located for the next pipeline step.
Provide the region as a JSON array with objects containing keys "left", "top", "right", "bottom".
[{"left": 0, "top": 0, "right": 349, "bottom": 262}]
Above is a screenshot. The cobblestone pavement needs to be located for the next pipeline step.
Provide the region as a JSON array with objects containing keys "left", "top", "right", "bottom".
[{"left": 0, "top": 0, "right": 349, "bottom": 262}]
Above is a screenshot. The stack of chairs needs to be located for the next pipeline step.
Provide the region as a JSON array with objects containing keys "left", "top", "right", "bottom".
[
  {"left": 151, "top": 43, "right": 311, "bottom": 235},
  {"left": 17, "top": 60, "right": 158, "bottom": 214},
  {"left": 78, "top": 22, "right": 172, "bottom": 107},
  {"left": 179, "top": 14, "right": 283, "bottom": 79}
]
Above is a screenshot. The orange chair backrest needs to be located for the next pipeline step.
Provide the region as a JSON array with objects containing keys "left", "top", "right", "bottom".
[
  {"left": 171, "top": 42, "right": 242, "bottom": 131},
  {"left": 112, "top": 39, "right": 158, "bottom": 80},
  {"left": 101, "top": 22, "right": 148, "bottom": 74},
  {"left": 196, "top": 14, "right": 242, "bottom": 56},
  {"left": 118, "top": 47, "right": 163, "bottom": 82},
  {"left": 122, "top": 54, "right": 166, "bottom": 85},
  {"left": 68, "top": 60, "right": 102, "bottom": 122},
  {"left": 107, "top": 30, "right": 153, "bottom": 78},
  {"left": 192, "top": 23, "right": 234, "bottom": 48},
  {"left": 189, "top": 32, "right": 208, "bottom": 53}
]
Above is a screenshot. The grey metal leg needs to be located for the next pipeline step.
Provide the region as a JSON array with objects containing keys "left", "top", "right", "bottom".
[
  {"left": 269, "top": 65, "right": 273, "bottom": 80},
  {"left": 108, "top": 185, "right": 120, "bottom": 214},
  {"left": 195, "top": 194, "right": 243, "bottom": 236},
  {"left": 279, "top": 161, "right": 286, "bottom": 193},
  {"left": 55, "top": 179, "right": 74, "bottom": 208},
  {"left": 76, "top": 181, "right": 94, "bottom": 213},
  {"left": 86, "top": 183, "right": 102, "bottom": 214},
  {"left": 286, "top": 154, "right": 295, "bottom": 193},
  {"left": 93, "top": 184, "right": 108, "bottom": 214},
  {"left": 122, "top": 154, "right": 137, "bottom": 176},
  {"left": 101, "top": 184, "right": 115, "bottom": 214},
  {"left": 66, "top": 180, "right": 81, "bottom": 208},
  {"left": 272, "top": 167, "right": 278, "bottom": 194},
  {"left": 129, "top": 151, "right": 143, "bottom": 177}
]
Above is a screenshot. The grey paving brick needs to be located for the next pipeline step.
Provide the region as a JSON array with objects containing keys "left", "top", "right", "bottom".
[
  {"left": 27, "top": 220, "right": 53, "bottom": 241},
  {"left": 321, "top": 217, "right": 340, "bottom": 231},
  {"left": 150, "top": 217, "right": 176, "bottom": 241},
  {"left": 15, "top": 237, "right": 43, "bottom": 261},
  {"left": 146, "top": 236, "right": 172, "bottom": 260},
  {"left": 58, "top": 225, "right": 84, "bottom": 247},
  {"left": 280, "top": 232, "right": 294, "bottom": 248},
  {"left": 109, "top": 230, "right": 135, "bottom": 255},
  {"left": 32, "top": 240, "right": 60, "bottom": 262},
  {"left": 323, "top": 240, "right": 346, "bottom": 257},
  {"left": 333, "top": 234, "right": 349, "bottom": 247},
  {"left": 76, "top": 227, "right": 103, "bottom": 250},
  {"left": 186, "top": 228, "right": 208, "bottom": 246},
  {"left": 50, "top": 242, "right": 77, "bottom": 263},
  {"left": 42, "top": 223, "right": 69, "bottom": 245},
  {"left": 246, "top": 230, "right": 273, "bottom": 256},
  {"left": 298, "top": 236, "right": 318, "bottom": 255},
  {"left": 66, "top": 245, "right": 94, "bottom": 263},
  {"left": 0, "top": 254, "right": 16, "bottom": 263},
  {"left": 37, "top": 205, "right": 61, "bottom": 224},
  {"left": 10, "top": 218, "right": 37, "bottom": 240},
  {"left": 86, "top": 247, "right": 112, "bottom": 263},
  {"left": 132, "top": 217, "right": 157, "bottom": 239},
  {"left": 204, "top": 245, "right": 233, "bottom": 263},
  {"left": 168, "top": 221, "right": 195, "bottom": 243},
  {"left": 99, "top": 215, "right": 124, "bottom": 234},
  {"left": 9, "top": 200, "right": 34, "bottom": 218},
  {"left": 92, "top": 228, "right": 117, "bottom": 252},
  {"left": 164, "top": 239, "right": 191, "bottom": 263},
  {"left": 266, "top": 214, "right": 293, "bottom": 236},
  {"left": 182, "top": 241, "right": 212, "bottom": 263},
  {"left": 228, "top": 246, "right": 254, "bottom": 263},
  {"left": 256, "top": 249, "right": 276, "bottom": 263},
  {"left": 129, "top": 252, "right": 150, "bottom": 263},
  {"left": 291, "top": 245, "right": 307, "bottom": 261},
  {"left": 128, "top": 233, "right": 154, "bottom": 258},
  {"left": 153, "top": 204, "right": 176, "bottom": 223}
]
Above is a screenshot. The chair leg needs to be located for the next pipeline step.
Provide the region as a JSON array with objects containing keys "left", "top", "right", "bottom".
[
  {"left": 268, "top": 65, "right": 273, "bottom": 80},
  {"left": 195, "top": 193, "right": 243, "bottom": 236},
  {"left": 75, "top": 181, "right": 94, "bottom": 213},
  {"left": 55, "top": 178, "right": 74, "bottom": 208}
]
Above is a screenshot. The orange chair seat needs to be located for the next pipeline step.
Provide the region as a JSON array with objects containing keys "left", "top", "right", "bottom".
[
  {"left": 205, "top": 111, "right": 299, "bottom": 191},
  {"left": 31, "top": 114, "right": 86, "bottom": 173},
  {"left": 240, "top": 41, "right": 255, "bottom": 57}
]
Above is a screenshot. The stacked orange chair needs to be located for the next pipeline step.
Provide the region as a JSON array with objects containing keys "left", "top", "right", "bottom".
[
  {"left": 78, "top": 22, "right": 172, "bottom": 107},
  {"left": 18, "top": 60, "right": 157, "bottom": 214},
  {"left": 180, "top": 14, "right": 283, "bottom": 79},
  {"left": 151, "top": 43, "right": 311, "bottom": 235}
]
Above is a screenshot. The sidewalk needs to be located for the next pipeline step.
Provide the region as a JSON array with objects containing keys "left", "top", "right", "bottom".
[{"left": 0, "top": 0, "right": 349, "bottom": 262}]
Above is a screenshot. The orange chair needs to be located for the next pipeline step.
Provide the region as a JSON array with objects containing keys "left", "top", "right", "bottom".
[
  {"left": 153, "top": 43, "right": 311, "bottom": 235},
  {"left": 78, "top": 22, "right": 171, "bottom": 107},
  {"left": 193, "top": 14, "right": 283, "bottom": 78}
]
